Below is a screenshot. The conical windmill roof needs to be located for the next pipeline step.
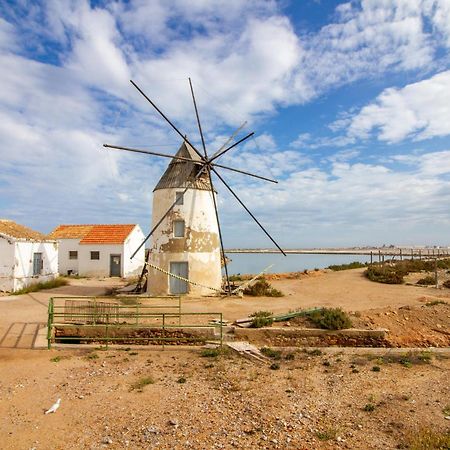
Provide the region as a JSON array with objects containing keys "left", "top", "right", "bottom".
[{"left": 153, "top": 140, "right": 213, "bottom": 192}]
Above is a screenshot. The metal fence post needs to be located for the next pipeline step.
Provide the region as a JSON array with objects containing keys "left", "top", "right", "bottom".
[
  {"left": 47, "top": 297, "right": 54, "bottom": 349},
  {"left": 105, "top": 313, "right": 109, "bottom": 350}
]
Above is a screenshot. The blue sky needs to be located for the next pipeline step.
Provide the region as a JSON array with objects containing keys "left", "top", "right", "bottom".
[{"left": 1, "top": 0, "right": 450, "bottom": 248}]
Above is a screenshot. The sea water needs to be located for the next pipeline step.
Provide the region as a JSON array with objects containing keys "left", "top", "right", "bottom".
[{"left": 225, "top": 253, "right": 372, "bottom": 275}]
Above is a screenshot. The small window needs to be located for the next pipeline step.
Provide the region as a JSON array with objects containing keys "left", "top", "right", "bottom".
[
  {"left": 69, "top": 251, "right": 78, "bottom": 260},
  {"left": 173, "top": 220, "right": 185, "bottom": 238},
  {"left": 175, "top": 192, "right": 184, "bottom": 205},
  {"left": 90, "top": 251, "right": 100, "bottom": 260},
  {"left": 33, "top": 253, "right": 43, "bottom": 276}
]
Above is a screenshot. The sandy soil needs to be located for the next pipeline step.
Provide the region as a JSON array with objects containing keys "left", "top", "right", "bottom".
[
  {"left": 0, "top": 271, "right": 449, "bottom": 449},
  {"left": 0, "top": 347, "right": 449, "bottom": 450}
]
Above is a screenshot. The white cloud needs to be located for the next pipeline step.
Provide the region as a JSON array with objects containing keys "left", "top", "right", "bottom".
[{"left": 348, "top": 70, "right": 450, "bottom": 142}]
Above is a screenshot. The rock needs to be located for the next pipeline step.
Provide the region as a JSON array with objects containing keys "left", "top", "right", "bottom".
[
  {"left": 102, "top": 437, "right": 113, "bottom": 445},
  {"left": 168, "top": 418, "right": 179, "bottom": 428}
]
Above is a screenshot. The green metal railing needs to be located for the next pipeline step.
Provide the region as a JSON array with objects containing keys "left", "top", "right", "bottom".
[{"left": 47, "top": 297, "right": 223, "bottom": 349}]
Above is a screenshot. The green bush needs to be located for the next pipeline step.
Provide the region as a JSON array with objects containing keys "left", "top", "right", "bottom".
[
  {"left": 365, "top": 265, "right": 404, "bottom": 284},
  {"left": 250, "top": 311, "right": 273, "bottom": 328},
  {"left": 260, "top": 347, "right": 281, "bottom": 359},
  {"left": 416, "top": 276, "right": 435, "bottom": 285},
  {"left": 305, "top": 308, "right": 352, "bottom": 330},
  {"left": 243, "top": 278, "right": 283, "bottom": 297},
  {"left": 328, "top": 261, "right": 368, "bottom": 271}
]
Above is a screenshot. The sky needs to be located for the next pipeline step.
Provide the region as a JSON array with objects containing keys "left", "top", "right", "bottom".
[{"left": 1, "top": 0, "right": 450, "bottom": 249}]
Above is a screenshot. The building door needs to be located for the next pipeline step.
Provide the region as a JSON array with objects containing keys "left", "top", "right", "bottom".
[
  {"left": 169, "top": 262, "right": 189, "bottom": 294},
  {"left": 33, "top": 253, "right": 42, "bottom": 276},
  {"left": 109, "top": 254, "right": 121, "bottom": 277}
]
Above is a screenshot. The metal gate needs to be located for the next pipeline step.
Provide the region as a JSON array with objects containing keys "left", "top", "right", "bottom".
[{"left": 169, "top": 262, "right": 188, "bottom": 294}]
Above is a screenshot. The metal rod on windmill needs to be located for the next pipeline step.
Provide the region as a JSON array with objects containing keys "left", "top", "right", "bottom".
[
  {"left": 103, "top": 78, "right": 285, "bottom": 297},
  {"left": 188, "top": 77, "right": 231, "bottom": 294}
]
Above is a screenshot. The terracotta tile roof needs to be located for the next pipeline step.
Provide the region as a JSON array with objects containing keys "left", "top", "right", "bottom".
[
  {"left": 49, "top": 224, "right": 136, "bottom": 245},
  {"left": 48, "top": 225, "right": 95, "bottom": 239},
  {"left": 0, "top": 219, "right": 48, "bottom": 241}
]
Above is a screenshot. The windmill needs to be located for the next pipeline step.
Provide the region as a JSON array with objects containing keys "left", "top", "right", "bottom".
[{"left": 104, "top": 79, "right": 285, "bottom": 295}]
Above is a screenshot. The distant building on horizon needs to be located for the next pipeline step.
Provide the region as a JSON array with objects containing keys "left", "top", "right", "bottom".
[
  {"left": 0, "top": 219, "right": 58, "bottom": 292},
  {"left": 48, "top": 224, "right": 145, "bottom": 278}
]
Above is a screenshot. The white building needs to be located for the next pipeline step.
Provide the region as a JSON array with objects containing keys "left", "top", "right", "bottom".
[
  {"left": 49, "top": 224, "right": 145, "bottom": 277},
  {"left": 147, "top": 140, "right": 222, "bottom": 296},
  {"left": 0, "top": 219, "right": 58, "bottom": 293}
]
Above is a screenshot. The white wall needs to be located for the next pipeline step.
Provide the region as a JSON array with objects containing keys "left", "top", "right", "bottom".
[
  {"left": 123, "top": 225, "right": 146, "bottom": 277},
  {"left": 0, "top": 236, "right": 15, "bottom": 292},
  {"left": 13, "top": 240, "right": 59, "bottom": 291},
  {"left": 57, "top": 238, "right": 80, "bottom": 275}
]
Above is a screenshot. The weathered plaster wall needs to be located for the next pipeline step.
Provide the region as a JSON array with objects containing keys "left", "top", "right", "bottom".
[
  {"left": 148, "top": 187, "right": 222, "bottom": 296},
  {"left": 13, "top": 240, "right": 59, "bottom": 291},
  {"left": 0, "top": 237, "right": 15, "bottom": 292}
]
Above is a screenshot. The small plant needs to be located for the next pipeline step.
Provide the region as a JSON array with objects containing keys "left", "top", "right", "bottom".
[
  {"left": 399, "top": 358, "right": 412, "bottom": 368},
  {"left": 443, "top": 405, "right": 450, "bottom": 416},
  {"left": 177, "top": 377, "right": 187, "bottom": 384},
  {"left": 269, "top": 363, "right": 280, "bottom": 370},
  {"left": 417, "top": 351, "right": 432, "bottom": 363},
  {"left": 305, "top": 308, "right": 352, "bottom": 330},
  {"left": 200, "top": 348, "right": 221, "bottom": 358},
  {"left": 260, "top": 347, "right": 281, "bottom": 360},
  {"left": 322, "top": 360, "right": 331, "bottom": 367},
  {"left": 443, "top": 280, "right": 450, "bottom": 289},
  {"left": 372, "top": 366, "right": 381, "bottom": 372},
  {"left": 352, "top": 368, "right": 359, "bottom": 373},
  {"left": 249, "top": 311, "right": 273, "bottom": 328},
  {"left": 50, "top": 356, "right": 61, "bottom": 362},
  {"left": 285, "top": 352, "right": 295, "bottom": 361},
  {"left": 316, "top": 428, "right": 337, "bottom": 441},
  {"left": 363, "top": 403, "right": 375, "bottom": 412},
  {"left": 86, "top": 353, "right": 99, "bottom": 360},
  {"left": 306, "top": 349, "right": 322, "bottom": 356},
  {"left": 13, "top": 277, "right": 69, "bottom": 295},
  {"left": 130, "top": 376, "right": 155, "bottom": 392},
  {"left": 129, "top": 352, "right": 138, "bottom": 356},
  {"left": 416, "top": 276, "right": 435, "bottom": 286},
  {"left": 243, "top": 278, "right": 283, "bottom": 297}
]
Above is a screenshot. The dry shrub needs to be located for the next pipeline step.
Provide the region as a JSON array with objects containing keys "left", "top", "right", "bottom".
[{"left": 243, "top": 278, "right": 283, "bottom": 297}]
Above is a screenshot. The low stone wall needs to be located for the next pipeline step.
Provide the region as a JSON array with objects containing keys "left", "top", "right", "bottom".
[
  {"left": 233, "top": 327, "right": 390, "bottom": 347},
  {"left": 54, "top": 325, "right": 218, "bottom": 346}
]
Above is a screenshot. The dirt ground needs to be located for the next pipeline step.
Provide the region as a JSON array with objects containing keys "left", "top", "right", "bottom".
[
  {"left": 0, "top": 270, "right": 449, "bottom": 449},
  {"left": 0, "top": 347, "right": 449, "bottom": 450}
]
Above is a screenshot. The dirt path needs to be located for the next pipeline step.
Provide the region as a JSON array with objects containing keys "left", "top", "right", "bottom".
[{"left": 181, "top": 269, "right": 450, "bottom": 320}]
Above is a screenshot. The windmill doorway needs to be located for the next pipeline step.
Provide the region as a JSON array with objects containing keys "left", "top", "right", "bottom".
[
  {"left": 109, "top": 254, "right": 121, "bottom": 277},
  {"left": 170, "top": 262, "right": 189, "bottom": 294}
]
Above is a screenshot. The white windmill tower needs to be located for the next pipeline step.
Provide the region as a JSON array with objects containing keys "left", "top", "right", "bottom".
[
  {"left": 104, "top": 79, "right": 285, "bottom": 296},
  {"left": 147, "top": 140, "right": 221, "bottom": 295}
]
